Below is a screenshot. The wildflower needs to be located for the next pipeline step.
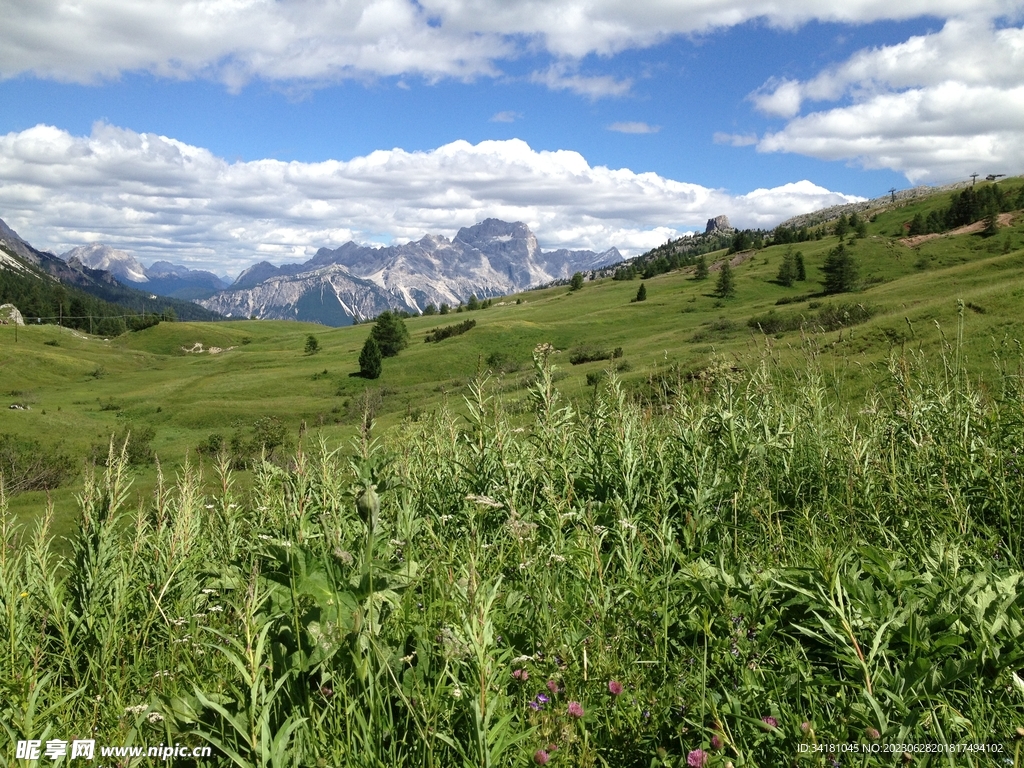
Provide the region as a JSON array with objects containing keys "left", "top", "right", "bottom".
[
  {"left": 800, "top": 721, "right": 811, "bottom": 734},
  {"left": 546, "top": 679, "right": 559, "bottom": 694},
  {"left": 528, "top": 701, "right": 541, "bottom": 711},
  {"left": 761, "top": 716, "right": 778, "bottom": 729},
  {"left": 124, "top": 704, "right": 148, "bottom": 716},
  {"left": 146, "top": 712, "right": 164, "bottom": 724},
  {"left": 209, "top": 605, "right": 224, "bottom": 612},
  {"left": 711, "top": 734, "right": 723, "bottom": 750},
  {"left": 866, "top": 727, "right": 880, "bottom": 741},
  {"left": 567, "top": 701, "right": 584, "bottom": 718},
  {"left": 537, "top": 693, "right": 549, "bottom": 705},
  {"left": 451, "top": 686, "right": 462, "bottom": 700},
  {"left": 533, "top": 749, "right": 550, "bottom": 765},
  {"left": 333, "top": 548, "right": 354, "bottom": 566},
  {"left": 687, "top": 749, "right": 708, "bottom": 767},
  {"left": 319, "top": 685, "right": 335, "bottom": 699},
  {"left": 513, "top": 669, "right": 529, "bottom": 682},
  {"left": 608, "top": 680, "right": 623, "bottom": 696},
  {"left": 547, "top": 744, "right": 559, "bottom": 752}
]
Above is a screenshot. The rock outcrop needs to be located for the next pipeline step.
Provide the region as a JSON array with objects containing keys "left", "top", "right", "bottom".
[
  {"left": 705, "top": 215, "right": 732, "bottom": 234},
  {"left": 0, "top": 304, "right": 25, "bottom": 325}
]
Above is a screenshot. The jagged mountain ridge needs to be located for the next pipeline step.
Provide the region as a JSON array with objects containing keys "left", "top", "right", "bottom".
[
  {"left": 0, "top": 217, "right": 222, "bottom": 321},
  {"left": 62, "top": 244, "right": 229, "bottom": 300},
  {"left": 202, "top": 219, "right": 622, "bottom": 325}
]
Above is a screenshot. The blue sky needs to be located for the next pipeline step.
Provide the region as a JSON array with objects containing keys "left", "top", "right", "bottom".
[{"left": 0, "top": 1, "right": 1021, "bottom": 273}]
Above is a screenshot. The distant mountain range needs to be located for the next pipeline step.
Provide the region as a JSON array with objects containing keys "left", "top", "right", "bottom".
[
  {"left": 200, "top": 219, "right": 621, "bottom": 325},
  {"left": 4, "top": 217, "right": 622, "bottom": 327},
  {"left": 62, "top": 244, "right": 230, "bottom": 300},
  {"left": 0, "top": 219, "right": 222, "bottom": 322}
]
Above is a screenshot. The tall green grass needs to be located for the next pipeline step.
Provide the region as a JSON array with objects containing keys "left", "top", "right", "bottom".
[{"left": 2, "top": 325, "right": 1024, "bottom": 767}]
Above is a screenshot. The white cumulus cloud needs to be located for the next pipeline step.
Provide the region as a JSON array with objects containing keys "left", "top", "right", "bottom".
[
  {"left": 0, "top": 123, "right": 862, "bottom": 272},
  {"left": 2, "top": 1, "right": 1018, "bottom": 90},
  {"left": 608, "top": 122, "right": 660, "bottom": 134},
  {"left": 754, "top": 19, "right": 1024, "bottom": 182}
]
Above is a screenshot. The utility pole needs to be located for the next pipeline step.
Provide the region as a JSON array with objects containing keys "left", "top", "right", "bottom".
[
  {"left": 888, "top": 187, "right": 896, "bottom": 203},
  {"left": 971, "top": 173, "right": 979, "bottom": 186}
]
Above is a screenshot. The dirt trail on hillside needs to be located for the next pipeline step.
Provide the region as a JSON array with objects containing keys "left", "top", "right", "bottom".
[
  {"left": 900, "top": 213, "right": 1015, "bottom": 247},
  {"left": 707, "top": 250, "right": 755, "bottom": 272}
]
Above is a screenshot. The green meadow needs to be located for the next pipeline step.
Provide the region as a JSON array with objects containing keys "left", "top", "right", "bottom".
[
  {"left": 4, "top": 182, "right": 1024, "bottom": 532},
  {"left": 2, "top": 182, "right": 1024, "bottom": 766}
]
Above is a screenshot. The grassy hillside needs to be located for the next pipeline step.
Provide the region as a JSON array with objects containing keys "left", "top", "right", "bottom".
[{"left": 2, "top": 179, "right": 1024, "bottom": 531}]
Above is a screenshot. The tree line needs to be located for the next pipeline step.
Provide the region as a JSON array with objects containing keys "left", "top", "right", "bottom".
[{"left": 0, "top": 265, "right": 173, "bottom": 336}]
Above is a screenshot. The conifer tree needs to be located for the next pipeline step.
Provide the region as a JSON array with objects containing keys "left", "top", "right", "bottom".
[
  {"left": 776, "top": 251, "right": 796, "bottom": 287},
  {"left": 634, "top": 283, "right": 647, "bottom": 302},
  {"left": 715, "top": 261, "right": 735, "bottom": 298},
  {"left": 359, "top": 336, "right": 383, "bottom": 379},
  {"left": 694, "top": 255, "right": 709, "bottom": 280},
  {"left": 795, "top": 251, "right": 806, "bottom": 281},
  {"left": 821, "top": 244, "right": 859, "bottom": 294},
  {"left": 370, "top": 311, "right": 410, "bottom": 357}
]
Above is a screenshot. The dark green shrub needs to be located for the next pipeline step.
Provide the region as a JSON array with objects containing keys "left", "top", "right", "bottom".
[
  {"left": 0, "top": 433, "right": 74, "bottom": 494},
  {"left": 424, "top": 319, "right": 475, "bottom": 343}
]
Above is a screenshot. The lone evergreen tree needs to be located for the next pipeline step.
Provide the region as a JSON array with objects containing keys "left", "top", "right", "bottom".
[
  {"left": 304, "top": 334, "right": 321, "bottom": 355},
  {"left": 370, "top": 311, "right": 410, "bottom": 357},
  {"left": 570, "top": 272, "right": 585, "bottom": 291},
  {"left": 821, "top": 243, "right": 859, "bottom": 294},
  {"left": 795, "top": 251, "right": 806, "bottom": 281},
  {"left": 776, "top": 251, "right": 796, "bottom": 287},
  {"left": 467, "top": 294, "right": 480, "bottom": 310},
  {"left": 983, "top": 212, "right": 1000, "bottom": 237},
  {"left": 358, "top": 336, "right": 383, "bottom": 379},
  {"left": 715, "top": 261, "right": 735, "bottom": 298},
  {"left": 834, "top": 214, "right": 850, "bottom": 241},
  {"left": 634, "top": 283, "right": 647, "bottom": 302},
  {"left": 694, "top": 255, "right": 709, "bottom": 280},
  {"left": 849, "top": 212, "right": 867, "bottom": 238}
]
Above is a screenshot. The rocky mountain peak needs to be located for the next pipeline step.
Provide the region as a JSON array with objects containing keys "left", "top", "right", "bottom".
[
  {"left": 705, "top": 215, "right": 732, "bottom": 234},
  {"left": 200, "top": 218, "right": 620, "bottom": 326},
  {"left": 62, "top": 244, "right": 149, "bottom": 283}
]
